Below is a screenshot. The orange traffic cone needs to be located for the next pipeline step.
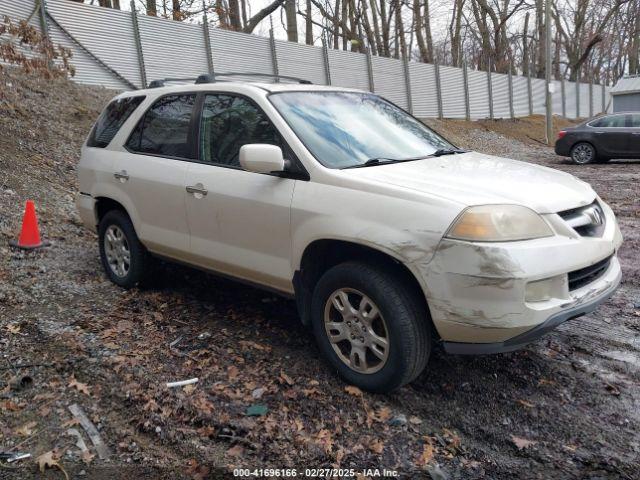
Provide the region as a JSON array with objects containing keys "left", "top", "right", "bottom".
[{"left": 10, "top": 200, "right": 46, "bottom": 249}]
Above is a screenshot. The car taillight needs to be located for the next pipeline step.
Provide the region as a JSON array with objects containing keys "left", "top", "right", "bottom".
[{"left": 557, "top": 131, "right": 566, "bottom": 139}]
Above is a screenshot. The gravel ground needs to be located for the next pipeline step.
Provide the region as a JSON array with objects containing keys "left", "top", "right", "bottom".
[{"left": 1, "top": 69, "right": 639, "bottom": 479}]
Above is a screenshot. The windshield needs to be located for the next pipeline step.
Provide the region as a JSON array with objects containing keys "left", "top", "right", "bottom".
[{"left": 269, "top": 91, "right": 455, "bottom": 169}]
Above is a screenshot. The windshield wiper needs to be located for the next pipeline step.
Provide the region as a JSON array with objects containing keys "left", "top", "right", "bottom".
[
  {"left": 342, "top": 149, "right": 467, "bottom": 169},
  {"left": 430, "top": 148, "right": 466, "bottom": 157},
  {"left": 342, "top": 156, "right": 426, "bottom": 169}
]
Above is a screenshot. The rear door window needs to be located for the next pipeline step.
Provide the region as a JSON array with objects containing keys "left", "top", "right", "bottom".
[
  {"left": 590, "top": 115, "right": 627, "bottom": 128},
  {"left": 629, "top": 114, "right": 640, "bottom": 128},
  {"left": 87, "top": 96, "right": 145, "bottom": 148},
  {"left": 126, "top": 94, "right": 197, "bottom": 159}
]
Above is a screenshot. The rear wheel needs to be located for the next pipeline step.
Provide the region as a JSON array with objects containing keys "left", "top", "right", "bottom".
[
  {"left": 98, "top": 210, "right": 152, "bottom": 288},
  {"left": 311, "top": 262, "right": 430, "bottom": 393},
  {"left": 570, "top": 142, "right": 597, "bottom": 165}
]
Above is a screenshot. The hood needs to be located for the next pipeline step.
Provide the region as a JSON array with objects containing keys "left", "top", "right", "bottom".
[{"left": 343, "top": 151, "right": 596, "bottom": 213}]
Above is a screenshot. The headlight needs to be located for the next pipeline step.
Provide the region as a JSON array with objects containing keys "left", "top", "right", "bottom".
[{"left": 446, "top": 205, "right": 553, "bottom": 242}]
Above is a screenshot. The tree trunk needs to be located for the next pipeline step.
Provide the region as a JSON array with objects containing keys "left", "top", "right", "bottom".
[
  {"left": 393, "top": 0, "right": 406, "bottom": 60},
  {"left": 172, "top": 0, "right": 181, "bottom": 21},
  {"left": 522, "top": 11, "right": 530, "bottom": 75},
  {"left": 423, "top": 0, "right": 434, "bottom": 62},
  {"left": 369, "top": 0, "right": 383, "bottom": 55},
  {"left": 285, "top": 0, "right": 298, "bottom": 42},
  {"left": 413, "top": 0, "right": 428, "bottom": 62},
  {"left": 332, "top": 0, "right": 340, "bottom": 49},
  {"left": 341, "top": 0, "right": 348, "bottom": 49},
  {"left": 305, "top": 0, "right": 313, "bottom": 44},
  {"left": 146, "top": 0, "right": 157, "bottom": 16},
  {"left": 228, "top": 0, "right": 242, "bottom": 31},
  {"left": 535, "top": 0, "right": 545, "bottom": 78}
]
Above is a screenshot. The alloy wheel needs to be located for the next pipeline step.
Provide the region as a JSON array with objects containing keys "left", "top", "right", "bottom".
[
  {"left": 572, "top": 144, "right": 594, "bottom": 164},
  {"left": 323, "top": 288, "right": 390, "bottom": 374},
  {"left": 104, "top": 225, "right": 130, "bottom": 278}
]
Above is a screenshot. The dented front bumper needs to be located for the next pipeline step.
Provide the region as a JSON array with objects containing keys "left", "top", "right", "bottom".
[{"left": 419, "top": 200, "right": 623, "bottom": 352}]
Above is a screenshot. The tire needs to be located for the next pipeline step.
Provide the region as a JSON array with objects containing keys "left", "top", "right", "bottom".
[
  {"left": 98, "top": 210, "right": 152, "bottom": 288},
  {"left": 570, "top": 142, "right": 597, "bottom": 165},
  {"left": 311, "top": 262, "right": 431, "bottom": 393}
]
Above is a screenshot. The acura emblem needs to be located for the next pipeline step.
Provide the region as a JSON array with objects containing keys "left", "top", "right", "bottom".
[{"left": 584, "top": 206, "right": 604, "bottom": 225}]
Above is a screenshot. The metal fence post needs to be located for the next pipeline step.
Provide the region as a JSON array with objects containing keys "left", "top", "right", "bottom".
[
  {"left": 601, "top": 83, "right": 606, "bottom": 113},
  {"left": 366, "top": 49, "right": 375, "bottom": 93},
  {"left": 38, "top": 0, "right": 50, "bottom": 41},
  {"left": 130, "top": 1, "right": 147, "bottom": 88},
  {"left": 268, "top": 20, "right": 279, "bottom": 81},
  {"left": 434, "top": 61, "right": 443, "bottom": 119},
  {"left": 486, "top": 58, "right": 494, "bottom": 119},
  {"left": 202, "top": 2, "right": 214, "bottom": 75},
  {"left": 462, "top": 61, "right": 471, "bottom": 120},
  {"left": 576, "top": 76, "right": 580, "bottom": 118},
  {"left": 561, "top": 77, "right": 566, "bottom": 117},
  {"left": 589, "top": 79, "right": 594, "bottom": 117},
  {"left": 527, "top": 67, "right": 533, "bottom": 116},
  {"left": 508, "top": 64, "right": 515, "bottom": 119},
  {"left": 403, "top": 59, "right": 413, "bottom": 114},
  {"left": 321, "top": 38, "right": 331, "bottom": 85}
]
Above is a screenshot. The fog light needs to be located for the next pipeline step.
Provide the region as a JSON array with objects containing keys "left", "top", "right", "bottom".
[{"left": 526, "top": 275, "right": 566, "bottom": 302}]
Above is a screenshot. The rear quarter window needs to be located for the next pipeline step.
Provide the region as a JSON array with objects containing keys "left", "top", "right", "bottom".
[{"left": 87, "top": 96, "right": 146, "bottom": 148}]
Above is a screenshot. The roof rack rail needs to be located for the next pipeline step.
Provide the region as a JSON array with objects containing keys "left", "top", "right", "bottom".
[
  {"left": 147, "top": 72, "right": 312, "bottom": 88},
  {"left": 208, "top": 72, "right": 312, "bottom": 84}
]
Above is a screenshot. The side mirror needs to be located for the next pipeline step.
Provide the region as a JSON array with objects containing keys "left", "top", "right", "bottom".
[{"left": 239, "top": 144, "right": 285, "bottom": 174}]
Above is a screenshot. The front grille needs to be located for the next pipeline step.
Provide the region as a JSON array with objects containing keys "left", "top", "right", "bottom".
[
  {"left": 568, "top": 255, "right": 612, "bottom": 291},
  {"left": 558, "top": 201, "right": 606, "bottom": 237}
]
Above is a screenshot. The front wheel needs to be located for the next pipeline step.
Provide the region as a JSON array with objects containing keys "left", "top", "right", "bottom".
[
  {"left": 570, "top": 142, "right": 597, "bottom": 165},
  {"left": 311, "top": 262, "right": 431, "bottom": 393}
]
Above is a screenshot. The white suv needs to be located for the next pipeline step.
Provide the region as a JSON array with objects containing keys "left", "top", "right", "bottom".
[{"left": 77, "top": 74, "right": 622, "bottom": 393}]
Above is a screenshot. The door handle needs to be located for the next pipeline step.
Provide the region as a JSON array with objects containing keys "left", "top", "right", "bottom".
[
  {"left": 186, "top": 184, "right": 208, "bottom": 196},
  {"left": 113, "top": 170, "right": 129, "bottom": 181},
  {"left": 632, "top": 132, "right": 640, "bottom": 135},
  {"left": 594, "top": 131, "right": 605, "bottom": 134}
]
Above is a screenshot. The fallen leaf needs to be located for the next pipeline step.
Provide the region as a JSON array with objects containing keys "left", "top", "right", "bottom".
[
  {"left": 192, "top": 395, "right": 215, "bottom": 415},
  {"left": 376, "top": 406, "right": 392, "bottom": 422},
  {"left": 6, "top": 324, "right": 21, "bottom": 334},
  {"left": 252, "top": 387, "right": 266, "bottom": 399},
  {"left": 226, "top": 445, "right": 244, "bottom": 457},
  {"left": 68, "top": 377, "right": 91, "bottom": 396},
  {"left": 36, "top": 451, "right": 69, "bottom": 480},
  {"left": 197, "top": 426, "right": 215, "bottom": 437},
  {"left": 15, "top": 421, "right": 37, "bottom": 436},
  {"left": 227, "top": 365, "right": 239, "bottom": 381},
  {"left": 511, "top": 435, "right": 537, "bottom": 450},
  {"left": 605, "top": 383, "right": 621, "bottom": 396},
  {"left": 369, "top": 438, "right": 384, "bottom": 454},
  {"left": 537, "top": 378, "right": 556, "bottom": 387},
  {"left": 186, "top": 458, "right": 210, "bottom": 480},
  {"left": 280, "top": 371, "right": 295, "bottom": 385},
  {"left": 183, "top": 383, "right": 196, "bottom": 395},
  {"left": 316, "top": 429, "right": 333, "bottom": 454},
  {"left": 1, "top": 400, "right": 22, "bottom": 411},
  {"left": 516, "top": 399, "right": 535, "bottom": 408},
  {"left": 409, "top": 416, "right": 423, "bottom": 425},
  {"left": 62, "top": 417, "right": 80, "bottom": 428},
  {"left": 416, "top": 437, "right": 434, "bottom": 466},
  {"left": 81, "top": 450, "right": 95, "bottom": 464},
  {"left": 345, "top": 385, "right": 363, "bottom": 397}
]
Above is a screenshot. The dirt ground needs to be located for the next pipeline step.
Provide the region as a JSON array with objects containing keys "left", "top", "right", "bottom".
[{"left": 1, "top": 69, "right": 639, "bottom": 479}]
